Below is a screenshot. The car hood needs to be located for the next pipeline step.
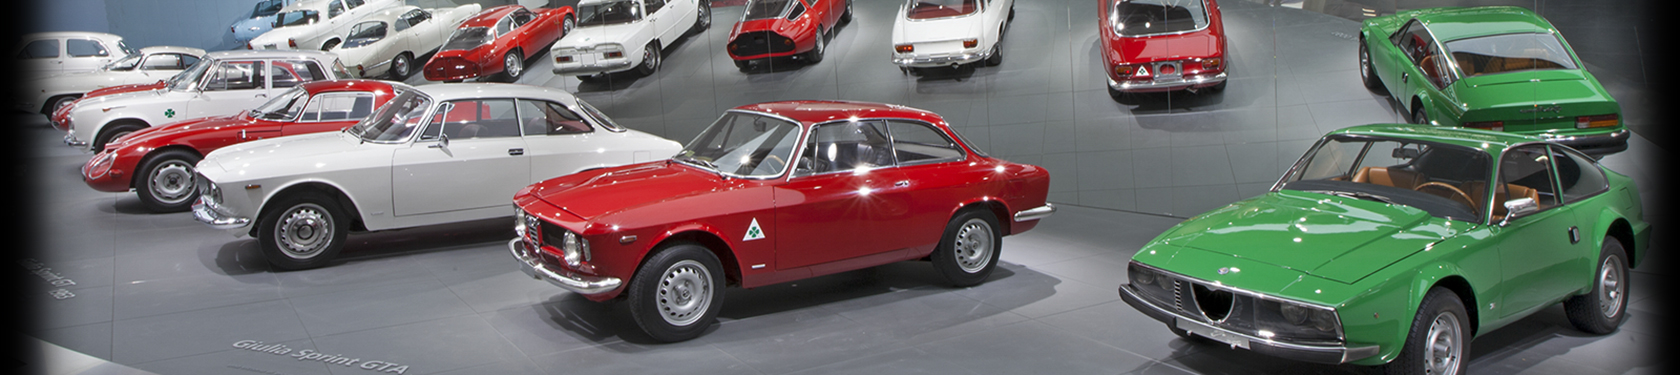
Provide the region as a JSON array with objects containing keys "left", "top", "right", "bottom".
[
  {"left": 892, "top": 14, "right": 982, "bottom": 44},
  {"left": 108, "top": 112, "right": 250, "bottom": 149},
  {"left": 525, "top": 161, "right": 730, "bottom": 221},
  {"left": 233, "top": 17, "right": 275, "bottom": 34},
  {"left": 249, "top": 26, "right": 315, "bottom": 48},
  {"left": 1455, "top": 69, "right": 1615, "bottom": 110},
  {"left": 199, "top": 131, "right": 359, "bottom": 175},
  {"left": 1150, "top": 189, "right": 1460, "bottom": 284},
  {"left": 1110, "top": 30, "right": 1222, "bottom": 63},
  {"left": 555, "top": 23, "right": 642, "bottom": 49}
]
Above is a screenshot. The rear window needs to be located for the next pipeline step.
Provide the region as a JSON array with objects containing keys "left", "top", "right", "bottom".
[
  {"left": 1445, "top": 32, "right": 1578, "bottom": 77},
  {"left": 906, "top": 0, "right": 978, "bottom": 20},
  {"left": 744, "top": 0, "right": 794, "bottom": 20},
  {"left": 1110, "top": 0, "right": 1209, "bottom": 36}
]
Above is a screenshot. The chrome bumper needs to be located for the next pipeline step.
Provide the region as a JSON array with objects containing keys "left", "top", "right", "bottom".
[
  {"left": 508, "top": 238, "right": 622, "bottom": 295},
  {"left": 1108, "top": 72, "right": 1228, "bottom": 92},
  {"left": 1118, "top": 284, "right": 1380, "bottom": 364},
  {"left": 552, "top": 60, "right": 634, "bottom": 76},
  {"left": 1013, "top": 203, "right": 1056, "bottom": 222},
  {"left": 192, "top": 197, "right": 251, "bottom": 231},
  {"left": 893, "top": 51, "right": 989, "bottom": 68},
  {"left": 1538, "top": 128, "right": 1630, "bottom": 156},
  {"left": 63, "top": 131, "right": 87, "bottom": 147}
]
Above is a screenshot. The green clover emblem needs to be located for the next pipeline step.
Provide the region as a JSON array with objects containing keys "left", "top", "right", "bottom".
[
  {"left": 747, "top": 227, "right": 762, "bottom": 238},
  {"left": 164, "top": 109, "right": 176, "bottom": 118}
]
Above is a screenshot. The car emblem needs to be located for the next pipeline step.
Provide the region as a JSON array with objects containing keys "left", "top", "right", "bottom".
[
  {"left": 1519, "top": 105, "right": 1561, "bottom": 113},
  {"left": 743, "top": 218, "right": 766, "bottom": 241},
  {"left": 164, "top": 109, "right": 175, "bottom": 118},
  {"left": 1217, "top": 267, "right": 1239, "bottom": 275}
]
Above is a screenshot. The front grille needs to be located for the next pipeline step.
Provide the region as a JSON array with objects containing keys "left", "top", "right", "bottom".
[
  {"left": 540, "top": 220, "right": 569, "bottom": 250},
  {"left": 729, "top": 32, "right": 795, "bottom": 57}
]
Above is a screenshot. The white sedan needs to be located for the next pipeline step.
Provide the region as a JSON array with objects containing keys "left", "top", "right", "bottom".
[
  {"left": 890, "top": 0, "right": 1014, "bottom": 73},
  {"left": 20, "top": 46, "right": 206, "bottom": 115},
  {"left": 11, "top": 31, "right": 136, "bottom": 77},
  {"left": 192, "top": 82, "right": 684, "bottom": 270},
  {"left": 248, "top": 0, "right": 401, "bottom": 51},
  {"left": 549, "top": 0, "right": 710, "bottom": 80},
  {"left": 333, "top": 3, "right": 482, "bottom": 79}
]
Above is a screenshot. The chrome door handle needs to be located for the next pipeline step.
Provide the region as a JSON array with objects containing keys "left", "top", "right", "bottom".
[
  {"left": 508, "top": 148, "right": 524, "bottom": 156},
  {"left": 1568, "top": 226, "right": 1580, "bottom": 244},
  {"left": 1401, "top": 72, "right": 1409, "bottom": 83},
  {"left": 894, "top": 180, "right": 910, "bottom": 188}
]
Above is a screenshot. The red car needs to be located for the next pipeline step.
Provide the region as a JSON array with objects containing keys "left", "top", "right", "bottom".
[
  {"left": 82, "top": 79, "right": 397, "bottom": 212},
  {"left": 1099, "top": 0, "right": 1228, "bottom": 95},
  {"left": 50, "top": 81, "right": 168, "bottom": 131},
  {"left": 509, "top": 100, "right": 1055, "bottom": 341},
  {"left": 726, "top": 0, "right": 852, "bottom": 71},
  {"left": 423, "top": 4, "right": 575, "bottom": 82}
]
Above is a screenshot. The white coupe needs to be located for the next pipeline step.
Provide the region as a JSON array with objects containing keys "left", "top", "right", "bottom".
[
  {"left": 890, "top": 0, "right": 1014, "bottom": 73},
  {"left": 549, "top": 0, "right": 710, "bottom": 80},
  {"left": 20, "top": 46, "right": 206, "bottom": 115},
  {"left": 61, "top": 50, "right": 352, "bottom": 151},
  {"left": 247, "top": 0, "right": 401, "bottom": 51},
  {"left": 332, "top": 3, "right": 482, "bottom": 79},
  {"left": 192, "top": 82, "right": 684, "bottom": 270}
]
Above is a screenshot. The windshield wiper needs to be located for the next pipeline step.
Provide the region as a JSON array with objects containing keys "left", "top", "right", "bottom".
[{"left": 1310, "top": 190, "right": 1395, "bottom": 204}]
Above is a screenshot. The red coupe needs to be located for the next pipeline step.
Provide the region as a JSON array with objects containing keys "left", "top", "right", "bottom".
[
  {"left": 1099, "top": 0, "right": 1228, "bottom": 95},
  {"left": 509, "top": 100, "right": 1055, "bottom": 341},
  {"left": 50, "top": 81, "right": 168, "bottom": 131},
  {"left": 726, "top": 0, "right": 852, "bottom": 71},
  {"left": 82, "top": 79, "right": 397, "bottom": 212},
  {"left": 422, "top": 4, "right": 575, "bottom": 82}
]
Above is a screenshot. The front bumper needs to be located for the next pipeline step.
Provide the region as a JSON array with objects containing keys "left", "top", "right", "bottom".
[
  {"left": 893, "top": 50, "right": 990, "bottom": 68},
  {"left": 1537, "top": 128, "right": 1630, "bottom": 156},
  {"left": 1119, "top": 283, "right": 1379, "bottom": 365},
  {"left": 552, "top": 60, "right": 634, "bottom": 76},
  {"left": 63, "top": 131, "right": 87, "bottom": 147},
  {"left": 508, "top": 238, "right": 621, "bottom": 295},
  {"left": 193, "top": 197, "right": 252, "bottom": 231},
  {"left": 1108, "top": 72, "right": 1228, "bottom": 93}
]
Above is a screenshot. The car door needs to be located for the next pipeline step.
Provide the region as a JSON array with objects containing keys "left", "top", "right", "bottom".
[
  {"left": 405, "top": 9, "right": 447, "bottom": 53},
  {"left": 15, "top": 37, "right": 63, "bottom": 75},
  {"left": 774, "top": 120, "right": 905, "bottom": 270},
  {"left": 508, "top": 9, "right": 542, "bottom": 54},
  {"left": 390, "top": 98, "right": 531, "bottom": 216},
  {"left": 871, "top": 120, "right": 974, "bottom": 253},
  {"left": 184, "top": 59, "right": 270, "bottom": 120},
  {"left": 283, "top": 90, "right": 377, "bottom": 136},
  {"left": 1377, "top": 20, "right": 1426, "bottom": 99},
  {"left": 1490, "top": 144, "right": 1586, "bottom": 318},
  {"left": 643, "top": 0, "right": 680, "bottom": 44},
  {"left": 63, "top": 38, "right": 119, "bottom": 73},
  {"left": 514, "top": 98, "right": 622, "bottom": 180}
]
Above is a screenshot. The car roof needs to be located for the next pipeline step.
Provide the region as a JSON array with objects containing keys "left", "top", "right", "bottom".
[
  {"left": 1413, "top": 6, "right": 1556, "bottom": 42},
  {"left": 205, "top": 49, "right": 339, "bottom": 61},
  {"left": 357, "top": 5, "right": 420, "bottom": 24},
  {"left": 138, "top": 46, "right": 207, "bottom": 56},
  {"left": 280, "top": 0, "right": 332, "bottom": 12},
  {"left": 460, "top": 5, "right": 520, "bottom": 28},
  {"left": 20, "top": 31, "right": 124, "bottom": 41},
  {"left": 733, "top": 100, "right": 948, "bottom": 127},
  {"left": 413, "top": 82, "right": 578, "bottom": 106},
  {"left": 299, "top": 78, "right": 402, "bottom": 95},
  {"left": 1328, "top": 123, "right": 1546, "bottom": 153}
]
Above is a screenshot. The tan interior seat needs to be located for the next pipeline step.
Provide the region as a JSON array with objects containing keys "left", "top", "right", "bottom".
[
  {"left": 1462, "top": 181, "right": 1540, "bottom": 221},
  {"left": 1351, "top": 166, "right": 1424, "bottom": 189}
]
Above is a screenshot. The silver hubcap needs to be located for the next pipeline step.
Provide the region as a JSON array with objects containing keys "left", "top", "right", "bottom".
[
  {"left": 1599, "top": 254, "right": 1625, "bottom": 318},
  {"left": 1359, "top": 46, "right": 1369, "bottom": 79},
  {"left": 954, "top": 218, "right": 994, "bottom": 273},
  {"left": 147, "top": 160, "right": 195, "bottom": 204},
  {"left": 1424, "top": 312, "right": 1463, "bottom": 375},
  {"left": 393, "top": 55, "right": 409, "bottom": 77},
  {"left": 657, "top": 259, "right": 712, "bottom": 326},
  {"left": 643, "top": 46, "right": 658, "bottom": 70},
  {"left": 564, "top": 18, "right": 575, "bottom": 34},
  {"left": 275, "top": 203, "right": 333, "bottom": 260},
  {"left": 505, "top": 53, "right": 522, "bottom": 78}
]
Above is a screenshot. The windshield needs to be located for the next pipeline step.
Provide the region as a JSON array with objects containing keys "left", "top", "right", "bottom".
[
  {"left": 744, "top": 0, "right": 793, "bottom": 20},
  {"left": 578, "top": 1, "right": 640, "bottom": 26},
  {"left": 103, "top": 53, "right": 143, "bottom": 71},
  {"left": 349, "top": 90, "right": 432, "bottom": 142},
  {"left": 251, "top": 0, "right": 288, "bottom": 18},
  {"left": 676, "top": 111, "right": 802, "bottom": 178},
  {"left": 1278, "top": 135, "right": 1491, "bottom": 222},
  {"left": 906, "top": 0, "right": 978, "bottom": 20},
  {"left": 275, "top": 10, "right": 317, "bottom": 28},
  {"left": 168, "top": 58, "right": 212, "bottom": 91},
  {"left": 1445, "top": 32, "right": 1578, "bottom": 77},
  {"left": 249, "top": 86, "right": 309, "bottom": 121},
  {"left": 1110, "top": 0, "right": 1208, "bottom": 36},
  {"left": 441, "top": 27, "right": 493, "bottom": 51}
]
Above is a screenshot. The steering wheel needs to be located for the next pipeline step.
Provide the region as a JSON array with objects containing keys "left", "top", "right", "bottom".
[{"left": 1414, "top": 182, "right": 1475, "bottom": 208}]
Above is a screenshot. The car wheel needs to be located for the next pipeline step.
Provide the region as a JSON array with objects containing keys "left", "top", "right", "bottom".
[
  {"left": 135, "top": 149, "right": 201, "bottom": 212},
  {"left": 43, "top": 94, "right": 79, "bottom": 115},
  {"left": 1411, "top": 105, "right": 1429, "bottom": 125},
  {"left": 389, "top": 52, "right": 414, "bottom": 80},
  {"left": 636, "top": 42, "right": 662, "bottom": 76},
  {"left": 985, "top": 40, "right": 1003, "bottom": 66},
  {"left": 842, "top": 0, "right": 854, "bottom": 24},
  {"left": 92, "top": 122, "right": 144, "bottom": 151},
  {"left": 804, "top": 27, "right": 826, "bottom": 64},
  {"left": 932, "top": 209, "right": 1002, "bottom": 287},
  {"left": 1360, "top": 37, "right": 1383, "bottom": 91},
  {"left": 1565, "top": 237, "right": 1629, "bottom": 334},
  {"left": 734, "top": 59, "right": 751, "bottom": 72},
  {"left": 257, "top": 191, "right": 348, "bottom": 271},
  {"left": 502, "top": 50, "right": 525, "bottom": 82},
  {"left": 321, "top": 39, "right": 340, "bottom": 51},
  {"left": 576, "top": 74, "right": 601, "bottom": 83},
  {"left": 627, "top": 242, "right": 724, "bottom": 342},
  {"left": 563, "top": 15, "right": 576, "bottom": 36},
  {"left": 691, "top": 3, "right": 711, "bottom": 34},
  {"left": 1382, "top": 287, "right": 1469, "bottom": 375}
]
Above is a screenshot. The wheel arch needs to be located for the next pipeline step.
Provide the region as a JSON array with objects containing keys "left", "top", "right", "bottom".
[
  {"left": 250, "top": 180, "right": 367, "bottom": 236},
  {"left": 1601, "top": 216, "right": 1637, "bottom": 267},
  {"left": 130, "top": 145, "right": 204, "bottom": 189},
  {"left": 949, "top": 199, "right": 1012, "bottom": 236},
  {"left": 647, "top": 229, "right": 742, "bottom": 287}
]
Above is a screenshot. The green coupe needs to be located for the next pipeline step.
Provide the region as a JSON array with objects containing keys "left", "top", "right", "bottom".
[
  {"left": 1118, "top": 124, "right": 1649, "bottom": 374},
  {"left": 1358, "top": 6, "right": 1628, "bottom": 155}
]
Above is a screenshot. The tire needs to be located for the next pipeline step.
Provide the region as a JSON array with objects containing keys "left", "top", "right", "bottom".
[
  {"left": 734, "top": 59, "right": 751, "bottom": 72},
  {"left": 389, "top": 52, "right": 414, "bottom": 80},
  {"left": 576, "top": 74, "right": 600, "bottom": 83},
  {"left": 92, "top": 122, "right": 144, "bottom": 151},
  {"left": 1565, "top": 237, "right": 1630, "bottom": 334},
  {"left": 691, "top": 3, "right": 711, "bottom": 34},
  {"left": 256, "top": 191, "right": 349, "bottom": 270},
  {"left": 43, "top": 94, "right": 79, "bottom": 115},
  {"left": 1411, "top": 104, "right": 1429, "bottom": 125},
  {"left": 984, "top": 40, "right": 1002, "bottom": 66},
  {"left": 804, "top": 27, "right": 826, "bottom": 64},
  {"left": 1359, "top": 37, "right": 1383, "bottom": 91},
  {"left": 321, "top": 39, "right": 340, "bottom": 51},
  {"left": 502, "top": 50, "right": 525, "bottom": 82},
  {"left": 627, "top": 243, "right": 725, "bottom": 342},
  {"left": 134, "top": 149, "right": 201, "bottom": 212},
  {"left": 932, "top": 209, "right": 1003, "bottom": 286},
  {"left": 1382, "top": 287, "right": 1469, "bottom": 375},
  {"left": 563, "top": 15, "right": 576, "bottom": 36},
  {"left": 842, "top": 0, "right": 854, "bottom": 24},
  {"left": 635, "top": 42, "right": 661, "bottom": 76}
]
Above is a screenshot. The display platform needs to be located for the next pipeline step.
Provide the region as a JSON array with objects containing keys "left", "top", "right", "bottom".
[{"left": 15, "top": 1, "right": 1668, "bottom": 374}]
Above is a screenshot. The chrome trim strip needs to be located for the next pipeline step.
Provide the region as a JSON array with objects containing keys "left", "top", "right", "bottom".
[
  {"left": 1013, "top": 203, "right": 1055, "bottom": 222},
  {"left": 1120, "top": 284, "right": 1380, "bottom": 364},
  {"left": 508, "top": 238, "right": 621, "bottom": 295},
  {"left": 552, "top": 60, "right": 634, "bottom": 75},
  {"left": 893, "top": 51, "right": 988, "bottom": 68}
]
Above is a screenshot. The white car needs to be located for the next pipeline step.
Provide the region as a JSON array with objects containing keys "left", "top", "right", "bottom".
[
  {"left": 62, "top": 50, "right": 352, "bottom": 151},
  {"left": 11, "top": 32, "right": 137, "bottom": 77},
  {"left": 20, "top": 46, "right": 206, "bottom": 115},
  {"left": 890, "top": 0, "right": 1014, "bottom": 73},
  {"left": 192, "top": 82, "right": 683, "bottom": 270},
  {"left": 550, "top": 0, "right": 710, "bottom": 80},
  {"left": 247, "top": 0, "right": 401, "bottom": 51},
  {"left": 333, "top": 3, "right": 482, "bottom": 79}
]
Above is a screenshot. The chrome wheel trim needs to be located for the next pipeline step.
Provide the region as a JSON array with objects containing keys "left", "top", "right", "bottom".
[
  {"left": 656, "top": 259, "right": 712, "bottom": 326},
  {"left": 564, "top": 17, "right": 575, "bottom": 35},
  {"left": 504, "top": 52, "right": 523, "bottom": 79},
  {"left": 1359, "top": 43, "right": 1370, "bottom": 81},
  {"left": 642, "top": 44, "right": 660, "bottom": 71},
  {"left": 146, "top": 160, "right": 196, "bottom": 205},
  {"left": 1424, "top": 311, "right": 1463, "bottom": 375},
  {"left": 698, "top": 5, "right": 710, "bottom": 28},
  {"left": 275, "top": 203, "right": 334, "bottom": 260},
  {"left": 953, "top": 218, "right": 995, "bottom": 273},
  {"left": 392, "top": 54, "right": 411, "bottom": 78},
  {"left": 1599, "top": 254, "right": 1625, "bottom": 318}
]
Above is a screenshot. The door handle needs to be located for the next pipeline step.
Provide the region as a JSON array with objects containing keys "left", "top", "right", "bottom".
[
  {"left": 255, "top": 94, "right": 267, "bottom": 98},
  {"left": 1401, "top": 72, "right": 1409, "bottom": 83},
  {"left": 508, "top": 148, "right": 524, "bottom": 156},
  {"left": 1568, "top": 226, "right": 1580, "bottom": 244},
  {"left": 894, "top": 180, "right": 910, "bottom": 188}
]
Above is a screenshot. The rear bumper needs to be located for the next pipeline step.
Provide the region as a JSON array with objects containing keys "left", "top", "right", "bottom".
[
  {"left": 1108, "top": 72, "right": 1227, "bottom": 93},
  {"left": 893, "top": 50, "right": 990, "bottom": 68},
  {"left": 553, "top": 60, "right": 634, "bottom": 76}
]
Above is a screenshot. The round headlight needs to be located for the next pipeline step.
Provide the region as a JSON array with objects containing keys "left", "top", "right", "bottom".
[
  {"left": 1279, "top": 303, "right": 1310, "bottom": 325},
  {"left": 1129, "top": 265, "right": 1156, "bottom": 286},
  {"left": 562, "top": 231, "right": 582, "bottom": 266},
  {"left": 1310, "top": 310, "right": 1338, "bottom": 332}
]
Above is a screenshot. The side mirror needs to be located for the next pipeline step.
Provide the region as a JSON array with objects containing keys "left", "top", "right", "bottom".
[
  {"left": 1499, "top": 197, "right": 1538, "bottom": 226},
  {"left": 428, "top": 133, "right": 450, "bottom": 149}
]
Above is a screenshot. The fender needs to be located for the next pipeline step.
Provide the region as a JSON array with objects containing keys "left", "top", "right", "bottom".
[
  {"left": 639, "top": 222, "right": 740, "bottom": 277},
  {"left": 1372, "top": 261, "right": 1480, "bottom": 363},
  {"left": 252, "top": 177, "right": 369, "bottom": 230},
  {"left": 947, "top": 196, "right": 1011, "bottom": 233}
]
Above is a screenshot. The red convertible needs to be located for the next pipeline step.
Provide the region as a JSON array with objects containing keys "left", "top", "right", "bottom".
[
  {"left": 82, "top": 79, "right": 397, "bottom": 212},
  {"left": 726, "top": 0, "right": 852, "bottom": 71},
  {"left": 1099, "top": 0, "right": 1228, "bottom": 95},
  {"left": 423, "top": 4, "right": 575, "bottom": 82},
  {"left": 509, "top": 100, "right": 1055, "bottom": 341}
]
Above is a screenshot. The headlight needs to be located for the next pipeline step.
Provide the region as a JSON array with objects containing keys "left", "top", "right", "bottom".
[
  {"left": 85, "top": 152, "right": 116, "bottom": 178},
  {"left": 1128, "top": 262, "right": 1156, "bottom": 286},
  {"left": 1255, "top": 298, "right": 1344, "bottom": 345}
]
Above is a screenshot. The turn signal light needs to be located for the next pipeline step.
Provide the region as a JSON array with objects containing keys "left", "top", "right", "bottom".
[
  {"left": 1464, "top": 121, "right": 1504, "bottom": 131},
  {"left": 963, "top": 39, "right": 979, "bottom": 49},
  {"left": 1203, "top": 58, "right": 1222, "bottom": 71},
  {"left": 1576, "top": 114, "right": 1618, "bottom": 128},
  {"left": 895, "top": 44, "right": 914, "bottom": 53},
  {"left": 1116, "top": 64, "right": 1148, "bottom": 78}
]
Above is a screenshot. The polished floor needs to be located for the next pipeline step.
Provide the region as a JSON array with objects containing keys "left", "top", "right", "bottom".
[{"left": 14, "top": 0, "right": 1671, "bottom": 374}]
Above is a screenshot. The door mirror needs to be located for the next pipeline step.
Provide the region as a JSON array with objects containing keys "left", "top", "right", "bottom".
[
  {"left": 1499, "top": 197, "right": 1538, "bottom": 226},
  {"left": 429, "top": 133, "right": 450, "bottom": 149}
]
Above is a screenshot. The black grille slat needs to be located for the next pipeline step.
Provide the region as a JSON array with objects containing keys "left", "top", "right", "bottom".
[{"left": 729, "top": 32, "right": 795, "bottom": 57}]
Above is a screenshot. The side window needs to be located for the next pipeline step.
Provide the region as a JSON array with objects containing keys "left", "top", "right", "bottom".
[
  {"left": 202, "top": 60, "right": 265, "bottom": 91},
  {"left": 300, "top": 92, "right": 377, "bottom": 122},
  {"left": 1499, "top": 145, "right": 1560, "bottom": 211},
  {"left": 66, "top": 39, "right": 109, "bottom": 57},
  {"left": 271, "top": 60, "right": 327, "bottom": 88},
  {"left": 887, "top": 120, "right": 964, "bottom": 165},
  {"left": 328, "top": 0, "right": 345, "bottom": 18},
  {"left": 496, "top": 15, "right": 515, "bottom": 35},
  {"left": 513, "top": 9, "right": 535, "bottom": 26},
  {"left": 787, "top": 1, "right": 807, "bottom": 20},
  {"left": 17, "top": 39, "right": 59, "bottom": 59},
  {"left": 517, "top": 99, "right": 593, "bottom": 136},
  {"left": 346, "top": 21, "right": 389, "bottom": 46},
  {"left": 799, "top": 120, "right": 895, "bottom": 176},
  {"left": 645, "top": 0, "right": 667, "bottom": 14},
  {"left": 1550, "top": 146, "right": 1608, "bottom": 203},
  {"left": 346, "top": 0, "right": 365, "bottom": 8},
  {"left": 439, "top": 99, "right": 521, "bottom": 139},
  {"left": 140, "top": 53, "right": 185, "bottom": 70},
  {"left": 179, "top": 55, "right": 201, "bottom": 69}
]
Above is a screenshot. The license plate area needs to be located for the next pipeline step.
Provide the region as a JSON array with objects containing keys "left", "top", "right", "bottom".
[
  {"left": 1177, "top": 318, "right": 1249, "bottom": 349},
  {"left": 1152, "top": 61, "right": 1183, "bottom": 81}
]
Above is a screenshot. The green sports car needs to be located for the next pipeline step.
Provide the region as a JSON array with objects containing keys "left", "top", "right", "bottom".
[
  {"left": 1118, "top": 124, "right": 1649, "bottom": 374},
  {"left": 1358, "top": 6, "right": 1628, "bottom": 155}
]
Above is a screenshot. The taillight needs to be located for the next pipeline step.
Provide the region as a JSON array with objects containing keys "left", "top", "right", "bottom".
[
  {"left": 604, "top": 51, "right": 623, "bottom": 59},
  {"left": 556, "top": 55, "right": 573, "bottom": 63},
  {"left": 963, "top": 39, "right": 978, "bottom": 49},
  {"left": 1463, "top": 121, "right": 1504, "bottom": 131},
  {"left": 1115, "top": 64, "right": 1147, "bottom": 78},
  {"left": 356, "top": 65, "right": 365, "bottom": 77},
  {"left": 1576, "top": 114, "right": 1618, "bottom": 129},
  {"left": 895, "top": 44, "right": 913, "bottom": 53},
  {"left": 246, "top": 42, "right": 254, "bottom": 50}
]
